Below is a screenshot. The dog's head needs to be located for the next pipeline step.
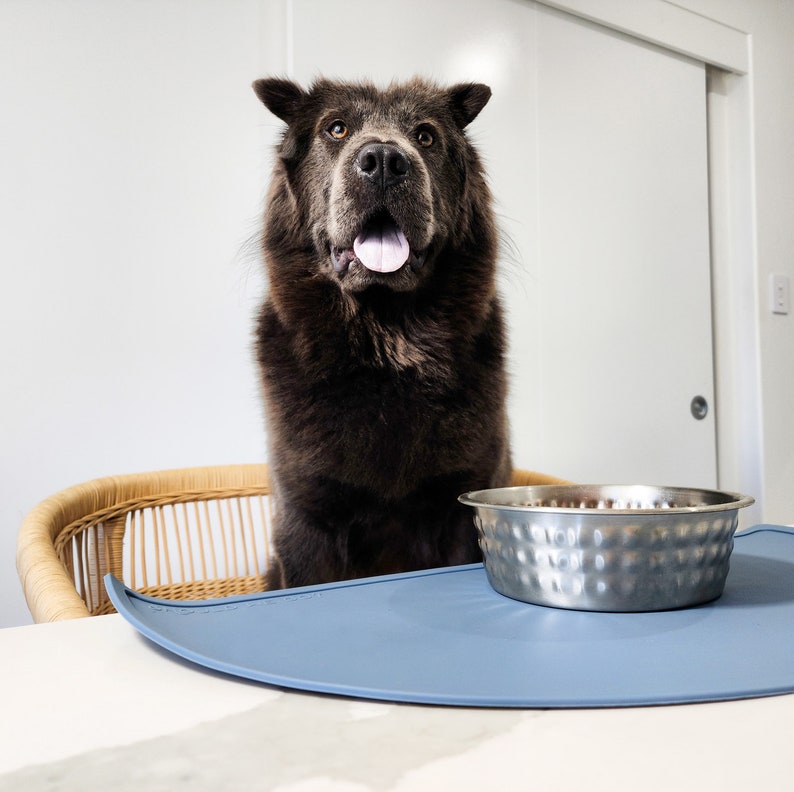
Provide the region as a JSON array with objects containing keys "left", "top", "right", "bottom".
[{"left": 254, "top": 77, "right": 492, "bottom": 294}]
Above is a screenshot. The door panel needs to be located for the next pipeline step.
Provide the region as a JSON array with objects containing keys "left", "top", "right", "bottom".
[
  {"left": 531, "top": 10, "right": 716, "bottom": 485},
  {"left": 289, "top": 0, "right": 717, "bottom": 487}
]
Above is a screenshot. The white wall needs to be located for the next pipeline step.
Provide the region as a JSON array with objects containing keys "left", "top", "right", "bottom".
[
  {"left": 2, "top": 0, "right": 792, "bottom": 628},
  {"left": 0, "top": 0, "right": 277, "bottom": 627}
]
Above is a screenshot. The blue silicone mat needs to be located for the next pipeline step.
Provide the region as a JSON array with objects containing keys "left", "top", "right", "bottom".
[{"left": 106, "top": 525, "right": 794, "bottom": 708}]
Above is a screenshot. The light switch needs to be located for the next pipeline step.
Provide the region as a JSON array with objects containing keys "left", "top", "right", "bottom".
[{"left": 770, "top": 273, "right": 790, "bottom": 315}]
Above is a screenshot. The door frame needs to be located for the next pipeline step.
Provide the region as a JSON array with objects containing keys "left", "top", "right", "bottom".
[{"left": 541, "top": 0, "right": 748, "bottom": 73}]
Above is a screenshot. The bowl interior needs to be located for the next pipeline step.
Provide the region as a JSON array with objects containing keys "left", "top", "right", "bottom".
[{"left": 459, "top": 484, "right": 754, "bottom": 514}]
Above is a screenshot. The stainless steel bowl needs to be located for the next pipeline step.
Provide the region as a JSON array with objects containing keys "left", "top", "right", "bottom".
[{"left": 459, "top": 484, "right": 755, "bottom": 612}]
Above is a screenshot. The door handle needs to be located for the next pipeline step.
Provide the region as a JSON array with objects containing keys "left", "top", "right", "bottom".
[{"left": 690, "top": 395, "right": 708, "bottom": 420}]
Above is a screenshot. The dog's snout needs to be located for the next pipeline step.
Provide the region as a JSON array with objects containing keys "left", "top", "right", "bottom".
[{"left": 355, "top": 143, "right": 410, "bottom": 188}]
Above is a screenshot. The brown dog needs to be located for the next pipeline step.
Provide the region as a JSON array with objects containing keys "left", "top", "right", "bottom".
[{"left": 252, "top": 77, "right": 511, "bottom": 589}]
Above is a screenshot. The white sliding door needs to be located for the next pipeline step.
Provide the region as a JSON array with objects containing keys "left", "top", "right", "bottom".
[{"left": 529, "top": 9, "right": 715, "bottom": 486}]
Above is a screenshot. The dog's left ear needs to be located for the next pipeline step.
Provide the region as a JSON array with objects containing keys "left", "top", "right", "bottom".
[
  {"left": 252, "top": 78, "right": 306, "bottom": 124},
  {"left": 448, "top": 83, "right": 492, "bottom": 128}
]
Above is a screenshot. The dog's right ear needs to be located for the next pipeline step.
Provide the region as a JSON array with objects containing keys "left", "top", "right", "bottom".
[{"left": 252, "top": 78, "right": 306, "bottom": 124}]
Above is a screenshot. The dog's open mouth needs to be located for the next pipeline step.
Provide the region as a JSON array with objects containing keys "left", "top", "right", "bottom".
[{"left": 331, "top": 214, "right": 427, "bottom": 275}]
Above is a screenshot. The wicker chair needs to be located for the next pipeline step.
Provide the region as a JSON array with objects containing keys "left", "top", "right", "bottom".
[{"left": 16, "top": 464, "right": 569, "bottom": 622}]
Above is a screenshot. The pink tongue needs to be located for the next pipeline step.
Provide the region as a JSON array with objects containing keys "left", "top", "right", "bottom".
[{"left": 353, "top": 223, "right": 410, "bottom": 273}]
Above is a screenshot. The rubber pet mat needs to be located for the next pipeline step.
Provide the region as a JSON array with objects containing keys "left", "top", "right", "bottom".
[{"left": 106, "top": 525, "right": 794, "bottom": 708}]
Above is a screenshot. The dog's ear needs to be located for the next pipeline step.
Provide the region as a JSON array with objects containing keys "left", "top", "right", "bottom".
[
  {"left": 448, "top": 83, "right": 492, "bottom": 128},
  {"left": 252, "top": 78, "right": 306, "bottom": 124}
]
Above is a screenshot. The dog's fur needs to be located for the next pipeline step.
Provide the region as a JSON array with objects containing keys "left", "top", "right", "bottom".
[{"left": 252, "top": 77, "right": 511, "bottom": 589}]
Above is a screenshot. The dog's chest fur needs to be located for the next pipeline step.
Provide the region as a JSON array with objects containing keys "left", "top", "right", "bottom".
[{"left": 259, "top": 284, "right": 504, "bottom": 494}]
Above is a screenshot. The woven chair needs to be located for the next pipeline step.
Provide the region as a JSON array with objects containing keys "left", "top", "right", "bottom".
[{"left": 16, "top": 464, "right": 569, "bottom": 622}]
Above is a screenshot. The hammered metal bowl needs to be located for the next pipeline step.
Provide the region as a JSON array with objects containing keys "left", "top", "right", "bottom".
[{"left": 459, "top": 484, "right": 754, "bottom": 612}]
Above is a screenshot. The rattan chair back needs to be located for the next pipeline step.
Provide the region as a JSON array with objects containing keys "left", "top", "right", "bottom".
[{"left": 17, "top": 464, "right": 567, "bottom": 622}]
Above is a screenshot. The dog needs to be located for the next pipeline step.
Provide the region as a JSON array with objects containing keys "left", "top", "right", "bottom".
[{"left": 252, "top": 77, "right": 511, "bottom": 589}]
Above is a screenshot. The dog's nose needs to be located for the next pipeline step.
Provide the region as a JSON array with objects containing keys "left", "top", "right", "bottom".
[{"left": 355, "top": 143, "right": 410, "bottom": 188}]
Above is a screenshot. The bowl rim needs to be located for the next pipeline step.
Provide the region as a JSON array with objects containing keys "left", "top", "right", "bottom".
[{"left": 458, "top": 484, "right": 755, "bottom": 515}]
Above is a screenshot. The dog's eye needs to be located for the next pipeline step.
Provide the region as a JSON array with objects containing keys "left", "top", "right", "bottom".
[
  {"left": 326, "top": 120, "right": 348, "bottom": 140},
  {"left": 416, "top": 128, "right": 434, "bottom": 148}
]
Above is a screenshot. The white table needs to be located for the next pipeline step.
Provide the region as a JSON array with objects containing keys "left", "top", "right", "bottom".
[{"left": 1, "top": 613, "right": 792, "bottom": 791}]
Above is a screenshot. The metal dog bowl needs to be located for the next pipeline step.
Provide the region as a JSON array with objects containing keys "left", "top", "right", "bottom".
[{"left": 459, "top": 484, "right": 754, "bottom": 612}]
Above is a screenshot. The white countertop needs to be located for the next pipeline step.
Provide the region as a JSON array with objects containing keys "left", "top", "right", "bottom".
[{"left": 0, "top": 613, "right": 792, "bottom": 790}]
